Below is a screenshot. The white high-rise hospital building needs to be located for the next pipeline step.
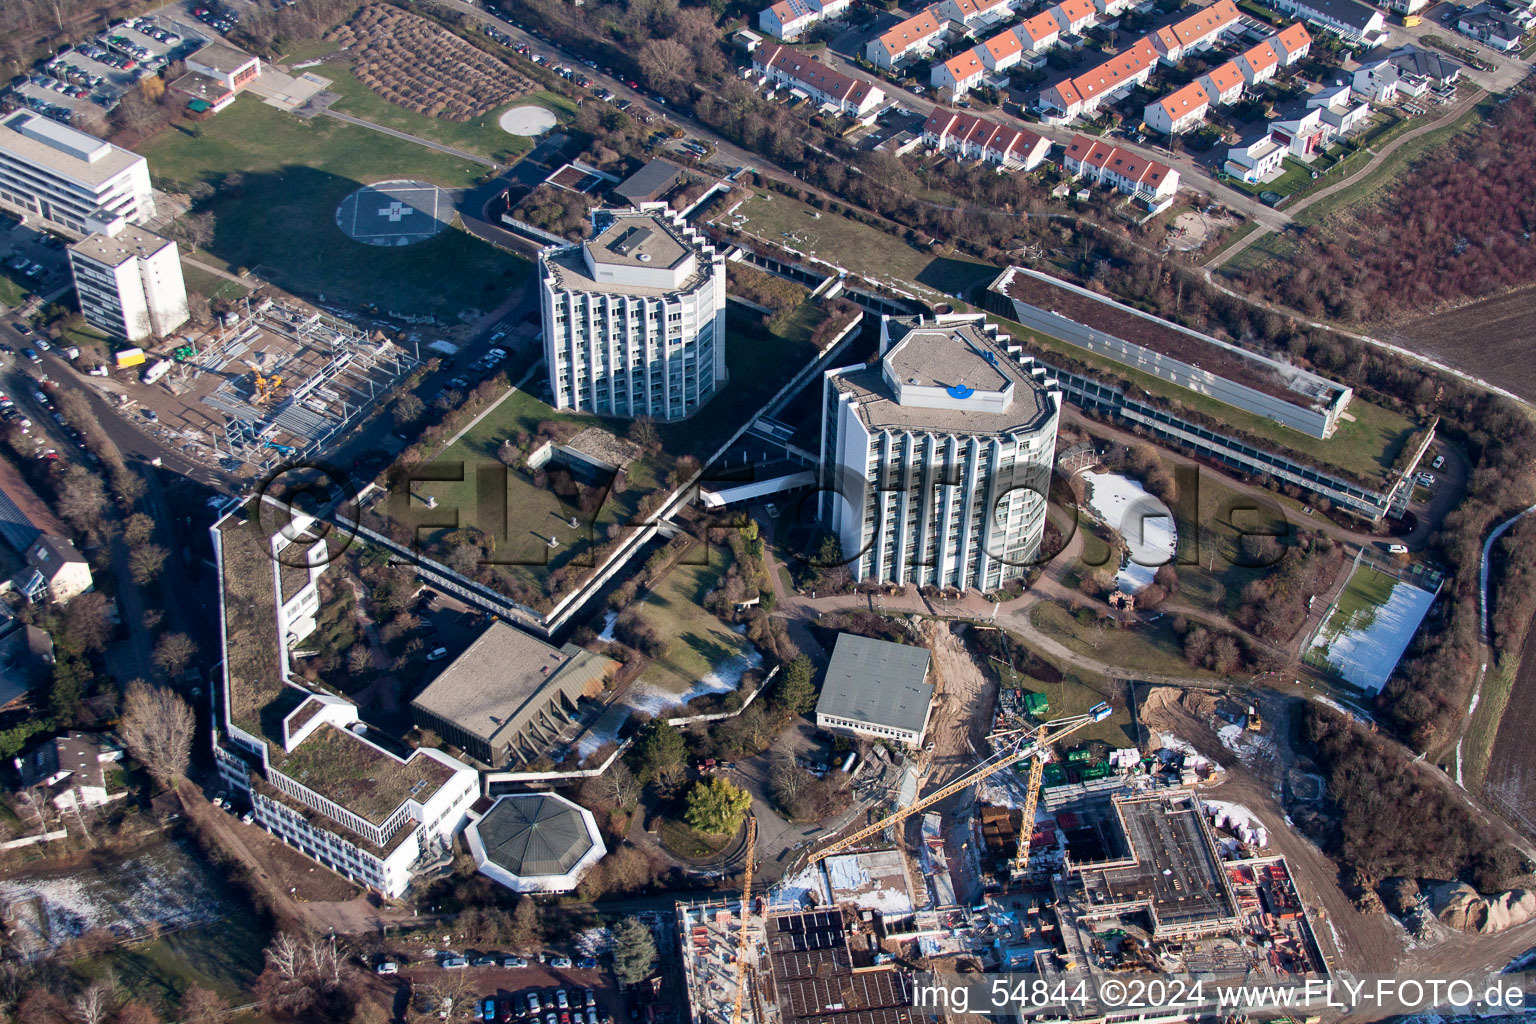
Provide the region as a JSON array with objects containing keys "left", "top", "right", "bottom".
[
  {"left": 820, "top": 315, "right": 1062, "bottom": 592},
  {"left": 540, "top": 205, "right": 726, "bottom": 421},
  {"left": 67, "top": 225, "right": 188, "bottom": 343}
]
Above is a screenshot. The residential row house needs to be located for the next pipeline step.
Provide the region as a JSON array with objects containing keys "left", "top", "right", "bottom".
[
  {"left": 1150, "top": 0, "right": 1241, "bottom": 61},
  {"left": 933, "top": 0, "right": 1103, "bottom": 96},
  {"left": 923, "top": 109, "right": 1054, "bottom": 168},
  {"left": 755, "top": 44, "right": 888, "bottom": 116},
  {"left": 1038, "top": 37, "right": 1159, "bottom": 118},
  {"left": 1062, "top": 134, "right": 1180, "bottom": 206},
  {"left": 1143, "top": 22, "right": 1311, "bottom": 134},
  {"left": 1456, "top": 4, "right": 1523, "bottom": 50},
  {"left": 758, "top": 0, "right": 852, "bottom": 40},
  {"left": 1262, "top": 0, "right": 1389, "bottom": 45},
  {"left": 866, "top": 7, "right": 947, "bottom": 66}
]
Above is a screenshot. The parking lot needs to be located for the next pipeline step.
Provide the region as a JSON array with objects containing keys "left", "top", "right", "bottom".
[
  {"left": 391, "top": 959, "right": 626, "bottom": 1024},
  {"left": 7, "top": 10, "right": 210, "bottom": 126}
]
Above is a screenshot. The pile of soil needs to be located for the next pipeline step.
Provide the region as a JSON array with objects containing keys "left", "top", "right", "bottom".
[{"left": 1431, "top": 881, "right": 1536, "bottom": 934}]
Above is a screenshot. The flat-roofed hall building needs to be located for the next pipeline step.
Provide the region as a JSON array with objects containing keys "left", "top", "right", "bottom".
[
  {"left": 819, "top": 314, "right": 1062, "bottom": 592},
  {"left": 815, "top": 633, "right": 935, "bottom": 745},
  {"left": 540, "top": 204, "right": 726, "bottom": 421},
  {"left": 67, "top": 224, "right": 188, "bottom": 342},
  {"left": 410, "top": 622, "right": 614, "bottom": 767},
  {"left": 0, "top": 111, "right": 154, "bottom": 235}
]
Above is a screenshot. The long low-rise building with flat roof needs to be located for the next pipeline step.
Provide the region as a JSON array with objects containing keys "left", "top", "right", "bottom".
[
  {"left": 410, "top": 622, "right": 614, "bottom": 767},
  {"left": 991, "top": 266, "right": 1351, "bottom": 438},
  {"left": 0, "top": 110, "right": 153, "bottom": 236}
]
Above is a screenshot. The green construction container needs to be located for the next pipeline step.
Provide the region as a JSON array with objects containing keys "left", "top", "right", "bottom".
[
  {"left": 1066, "top": 749, "right": 1094, "bottom": 764},
  {"left": 1081, "top": 762, "right": 1112, "bottom": 780},
  {"left": 1024, "top": 692, "right": 1050, "bottom": 716},
  {"left": 1042, "top": 764, "right": 1068, "bottom": 787}
]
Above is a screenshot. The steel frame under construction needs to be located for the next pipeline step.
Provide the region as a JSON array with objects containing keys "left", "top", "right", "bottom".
[{"left": 200, "top": 302, "right": 418, "bottom": 468}]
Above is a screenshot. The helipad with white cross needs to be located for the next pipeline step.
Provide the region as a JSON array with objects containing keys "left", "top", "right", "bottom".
[{"left": 335, "top": 179, "right": 453, "bottom": 246}]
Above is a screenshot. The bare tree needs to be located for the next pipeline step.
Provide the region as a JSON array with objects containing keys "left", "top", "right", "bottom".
[
  {"left": 119, "top": 680, "right": 194, "bottom": 788},
  {"left": 129, "top": 543, "right": 168, "bottom": 585},
  {"left": 71, "top": 982, "right": 112, "bottom": 1024},
  {"left": 172, "top": 211, "right": 217, "bottom": 252},
  {"left": 153, "top": 632, "right": 197, "bottom": 678},
  {"left": 56, "top": 464, "right": 108, "bottom": 535}
]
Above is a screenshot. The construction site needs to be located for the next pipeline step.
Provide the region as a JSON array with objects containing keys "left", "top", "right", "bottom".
[{"left": 104, "top": 298, "right": 418, "bottom": 473}]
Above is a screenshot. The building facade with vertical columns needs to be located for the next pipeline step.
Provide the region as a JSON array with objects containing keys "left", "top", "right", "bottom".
[
  {"left": 819, "top": 314, "right": 1062, "bottom": 592},
  {"left": 540, "top": 204, "right": 726, "bottom": 422}
]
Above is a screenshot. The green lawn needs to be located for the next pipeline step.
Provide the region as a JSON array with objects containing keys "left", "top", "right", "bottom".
[
  {"left": 991, "top": 308, "right": 1418, "bottom": 484},
  {"left": 411, "top": 387, "right": 668, "bottom": 596},
  {"left": 311, "top": 49, "right": 575, "bottom": 164},
  {"left": 68, "top": 899, "right": 269, "bottom": 1017},
  {"left": 989, "top": 634, "right": 1137, "bottom": 749},
  {"left": 0, "top": 268, "right": 28, "bottom": 309},
  {"left": 1029, "top": 601, "right": 1213, "bottom": 679},
  {"left": 721, "top": 190, "right": 997, "bottom": 298},
  {"left": 632, "top": 546, "right": 750, "bottom": 694},
  {"left": 181, "top": 262, "right": 250, "bottom": 303},
  {"left": 136, "top": 97, "right": 528, "bottom": 317},
  {"left": 1461, "top": 655, "right": 1517, "bottom": 790}
]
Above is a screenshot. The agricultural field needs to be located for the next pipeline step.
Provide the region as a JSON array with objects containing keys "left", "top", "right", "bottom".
[
  {"left": 1303, "top": 560, "right": 1438, "bottom": 692},
  {"left": 1398, "top": 285, "right": 1536, "bottom": 403},
  {"left": 1483, "top": 627, "right": 1536, "bottom": 837},
  {"left": 136, "top": 98, "right": 525, "bottom": 318}
]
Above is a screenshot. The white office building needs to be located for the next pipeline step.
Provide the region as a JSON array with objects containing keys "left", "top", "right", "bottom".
[
  {"left": 540, "top": 205, "right": 726, "bottom": 421},
  {"left": 819, "top": 314, "right": 1062, "bottom": 592},
  {"left": 0, "top": 111, "right": 154, "bottom": 235},
  {"left": 67, "top": 225, "right": 188, "bottom": 342}
]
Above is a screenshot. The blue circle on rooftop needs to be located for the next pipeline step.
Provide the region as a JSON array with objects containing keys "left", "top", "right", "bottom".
[{"left": 946, "top": 385, "right": 976, "bottom": 399}]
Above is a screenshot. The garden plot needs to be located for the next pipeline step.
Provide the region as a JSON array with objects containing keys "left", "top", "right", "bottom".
[
  {"left": 1304, "top": 562, "right": 1437, "bottom": 692},
  {"left": 0, "top": 840, "right": 231, "bottom": 958},
  {"left": 326, "top": 5, "right": 536, "bottom": 121}
]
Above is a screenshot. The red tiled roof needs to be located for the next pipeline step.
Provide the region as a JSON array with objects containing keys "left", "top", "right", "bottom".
[
  {"left": 941, "top": 49, "right": 986, "bottom": 80},
  {"left": 1156, "top": 0, "right": 1239, "bottom": 50},
  {"left": 1274, "top": 21, "right": 1313, "bottom": 55},
  {"left": 1239, "top": 41, "right": 1279, "bottom": 75},
  {"left": 983, "top": 26, "right": 1023, "bottom": 60},
  {"left": 1068, "top": 36, "right": 1157, "bottom": 102},
  {"left": 875, "top": 9, "right": 943, "bottom": 53},
  {"left": 1156, "top": 80, "right": 1209, "bottom": 117},
  {"left": 1066, "top": 133, "right": 1173, "bottom": 189},
  {"left": 1053, "top": 0, "right": 1097, "bottom": 25},
  {"left": 760, "top": 45, "right": 880, "bottom": 105},
  {"left": 1203, "top": 59, "right": 1246, "bottom": 93},
  {"left": 767, "top": 0, "right": 817, "bottom": 23},
  {"left": 1018, "top": 10, "right": 1062, "bottom": 42}
]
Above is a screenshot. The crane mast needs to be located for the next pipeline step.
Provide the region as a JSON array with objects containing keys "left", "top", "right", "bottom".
[
  {"left": 803, "top": 702, "right": 1111, "bottom": 868},
  {"left": 730, "top": 815, "right": 757, "bottom": 1024}
]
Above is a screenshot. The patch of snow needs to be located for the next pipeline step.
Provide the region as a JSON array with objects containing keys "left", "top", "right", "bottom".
[
  {"left": 623, "top": 642, "right": 763, "bottom": 715},
  {"left": 1326, "top": 915, "right": 1346, "bottom": 955},
  {"left": 1082, "top": 472, "right": 1176, "bottom": 593},
  {"left": 596, "top": 610, "right": 618, "bottom": 642},
  {"left": 574, "top": 926, "right": 614, "bottom": 958},
  {"left": 1154, "top": 732, "right": 1222, "bottom": 774},
  {"left": 775, "top": 864, "right": 830, "bottom": 909},
  {"left": 0, "top": 841, "right": 227, "bottom": 953}
]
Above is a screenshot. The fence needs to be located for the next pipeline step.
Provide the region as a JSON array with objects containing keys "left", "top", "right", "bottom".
[{"left": 665, "top": 665, "right": 779, "bottom": 726}]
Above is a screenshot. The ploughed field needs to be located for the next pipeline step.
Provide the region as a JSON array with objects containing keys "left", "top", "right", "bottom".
[{"left": 1397, "top": 286, "right": 1536, "bottom": 403}]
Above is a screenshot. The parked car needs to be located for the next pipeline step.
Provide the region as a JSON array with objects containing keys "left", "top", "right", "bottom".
[
  {"left": 473, "top": 955, "right": 499, "bottom": 968},
  {"left": 584, "top": 990, "right": 595, "bottom": 1008},
  {"left": 376, "top": 961, "right": 399, "bottom": 975},
  {"left": 550, "top": 956, "right": 573, "bottom": 969},
  {"left": 426, "top": 646, "right": 450, "bottom": 661},
  {"left": 1432, "top": 454, "right": 1446, "bottom": 469},
  {"left": 527, "top": 994, "right": 542, "bottom": 1015},
  {"left": 482, "top": 998, "right": 499, "bottom": 1021},
  {"left": 1418, "top": 472, "right": 1436, "bottom": 486},
  {"left": 556, "top": 992, "right": 569, "bottom": 1010},
  {"left": 441, "top": 956, "right": 469, "bottom": 969},
  {"left": 23, "top": 348, "right": 39, "bottom": 363},
  {"left": 503, "top": 956, "right": 528, "bottom": 968}
]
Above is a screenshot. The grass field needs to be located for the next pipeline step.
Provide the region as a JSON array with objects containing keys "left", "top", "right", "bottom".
[
  {"left": 411, "top": 387, "right": 667, "bottom": 595},
  {"left": 294, "top": 42, "right": 573, "bottom": 164},
  {"left": 180, "top": 262, "right": 250, "bottom": 304},
  {"left": 1460, "top": 654, "right": 1517, "bottom": 790},
  {"left": 721, "top": 190, "right": 997, "bottom": 298},
  {"left": 993, "top": 307, "right": 1418, "bottom": 483},
  {"left": 1304, "top": 561, "right": 1436, "bottom": 691},
  {"left": 136, "top": 97, "right": 527, "bottom": 317},
  {"left": 991, "top": 632, "right": 1136, "bottom": 749},
  {"left": 632, "top": 547, "right": 750, "bottom": 694},
  {"left": 0, "top": 268, "right": 28, "bottom": 309},
  {"left": 1028, "top": 601, "right": 1212, "bottom": 679},
  {"left": 71, "top": 911, "right": 270, "bottom": 1014}
]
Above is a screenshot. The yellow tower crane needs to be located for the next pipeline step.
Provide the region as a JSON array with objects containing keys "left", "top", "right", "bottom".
[
  {"left": 730, "top": 815, "right": 758, "bottom": 1024},
  {"left": 802, "top": 703, "right": 1113, "bottom": 869}
]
